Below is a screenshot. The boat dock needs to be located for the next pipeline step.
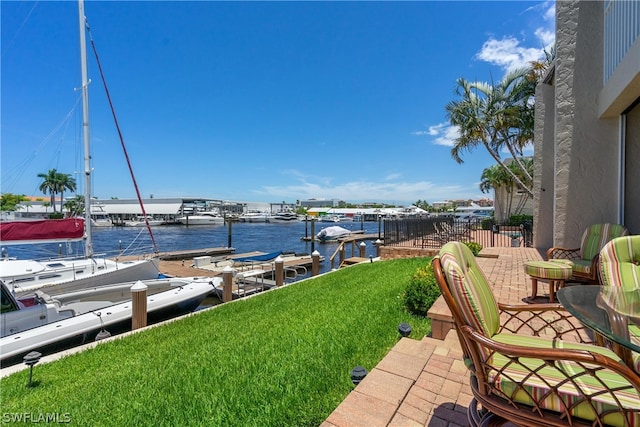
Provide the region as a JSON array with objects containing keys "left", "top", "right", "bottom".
[
  {"left": 157, "top": 246, "right": 235, "bottom": 261},
  {"left": 300, "top": 232, "right": 380, "bottom": 243}
]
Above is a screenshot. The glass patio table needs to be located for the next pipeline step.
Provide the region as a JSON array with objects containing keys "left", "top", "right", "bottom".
[{"left": 557, "top": 285, "right": 640, "bottom": 367}]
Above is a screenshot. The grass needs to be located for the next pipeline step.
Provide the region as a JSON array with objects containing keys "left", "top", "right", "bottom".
[{"left": 1, "top": 257, "right": 433, "bottom": 426}]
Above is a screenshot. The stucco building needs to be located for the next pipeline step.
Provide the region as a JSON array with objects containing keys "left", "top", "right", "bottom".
[{"left": 534, "top": 0, "right": 640, "bottom": 248}]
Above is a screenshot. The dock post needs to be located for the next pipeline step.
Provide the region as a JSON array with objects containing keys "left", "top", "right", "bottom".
[
  {"left": 359, "top": 241, "right": 366, "bottom": 257},
  {"left": 131, "top": 280, "right": 148, "bottom": 330},
  {"left": 222, "top": 266, "right": 234, "bottom": 302},
  {"left": 311, "top": 250, "right": 320, "bottom": 276},
  {"left": 310, "top": 218, "right": 316, "bottom": 253},
  {"left": 339, "top": 244, "right": 345, "bottom": 266},
  {"left": 227, "top": 221, "right": 232, "bottom": 248},
  {"left": 275, "top": 256, "right": 284, "bottom": 286},
  {"left": 375, "top": 239, "right": 382, "bottom": 257}
]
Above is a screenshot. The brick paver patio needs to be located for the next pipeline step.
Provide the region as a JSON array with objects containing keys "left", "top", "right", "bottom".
[{"left": 322, "top": 247, "right": 545, "bottom": 427}]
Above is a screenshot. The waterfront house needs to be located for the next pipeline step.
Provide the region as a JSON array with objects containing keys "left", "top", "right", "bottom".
[{"left": 534, "top": 0, "right": 640, "bottom": 247}]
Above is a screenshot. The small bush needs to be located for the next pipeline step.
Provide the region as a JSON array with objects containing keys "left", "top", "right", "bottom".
[
  {"left": 508, "top": 214, "right": 533, "bottom": 226},
  {"left": 403, "top": 263, "right": 441, "bottom": 316},
  {"left": 481, "top": 217, "right": 495, "bottom": 230},
  {"left": 464, "top": 241, "right": 483, "bottom": 256}
]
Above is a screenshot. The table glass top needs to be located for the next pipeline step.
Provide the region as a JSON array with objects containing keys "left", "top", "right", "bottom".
[{"left": 557, "top": 285, "right": 640, "bottom": 353}]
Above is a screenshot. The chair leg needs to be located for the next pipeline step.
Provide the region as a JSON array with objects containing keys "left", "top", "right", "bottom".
[{"left": 530, "top": 277, "right": 538, "bottom": 300}]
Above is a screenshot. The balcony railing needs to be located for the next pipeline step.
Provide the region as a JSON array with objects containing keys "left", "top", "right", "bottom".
[{"left": 604, "top": 0, "right": 640, "bottom": 83}]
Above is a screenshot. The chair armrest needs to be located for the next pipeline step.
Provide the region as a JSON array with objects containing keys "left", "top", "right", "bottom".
[
  {"left": 497, "top": 303, "right": 593, "bottom": 343},
  {"left": 462, "top": 324, "right": 640, "bottom": 389},
  {"left": 462, "top": 325, "right": 640, "bottom": 427},
  {"left": 546, "top": 246, "right": 581, "bottom": 261}
]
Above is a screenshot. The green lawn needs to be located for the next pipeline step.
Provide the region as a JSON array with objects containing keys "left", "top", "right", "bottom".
[{"left": 1, "top": 257, "right": 432, "bottom": 426}]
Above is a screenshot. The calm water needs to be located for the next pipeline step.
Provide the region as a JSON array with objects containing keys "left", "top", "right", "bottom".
[{"left": 3, "top": 220, "right": 382, "bottom": 276}]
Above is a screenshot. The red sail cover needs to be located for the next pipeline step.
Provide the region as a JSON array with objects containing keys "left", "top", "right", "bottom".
[{"left": 0, "top": 218, "right": 85, "bottom": 245}]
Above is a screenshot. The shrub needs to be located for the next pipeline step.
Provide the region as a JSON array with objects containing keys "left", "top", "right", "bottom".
[
  {"left": 481, "top": 217, "right": 495, "bottom": 230},
  {"left": 464, "top": 241, "right": 483, "bottom": 256},
  {"left": 402, "top": 263, "right": 441, "bottom": 316},
  {"left": 508, "top": 214, "right": 533, "bottom": 226}
]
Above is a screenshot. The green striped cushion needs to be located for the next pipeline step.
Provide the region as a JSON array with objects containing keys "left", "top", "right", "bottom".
[
  {"left": 492, "top": 333, "right": 640, "bottom": 426},
  {"left": 581, "top": 223, "right": 629, "bottom": 261},
  {"left": 549, "top": 258, "right": 596, "bottom": 276},
  {"left": 524, "top": 261, "right": 572, "bottom": 280},
  {"left": 599, "top": 235, "right": 640, "bottom": 291},
  {"left": 438, "top": 242, "right": 499, "bottom": 338}
]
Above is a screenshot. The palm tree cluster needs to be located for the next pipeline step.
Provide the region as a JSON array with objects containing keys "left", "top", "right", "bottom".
[
  {"left": 445, "top": 67, "right": 535, "bottom": 197},
  {"left": 37, "top": 169, "right": 77, "bottom": 213}
]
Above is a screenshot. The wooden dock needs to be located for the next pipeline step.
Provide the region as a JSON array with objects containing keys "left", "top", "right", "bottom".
[{"left": 157, "top": 246, "right": 235, "bottom": 261}]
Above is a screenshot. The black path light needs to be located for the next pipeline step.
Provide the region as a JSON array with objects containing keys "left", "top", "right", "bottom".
[
  {"left": 398, "top": 322, "right": 412, "bottom": 337},
  {"left": 350, "top": 366, "right": 368, "bottom": 386},
  {"left": 23, "top": 351, "right": 42, "bottom": 387}
]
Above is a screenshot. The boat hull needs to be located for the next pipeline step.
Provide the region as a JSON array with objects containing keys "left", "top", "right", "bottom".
[
  {"left": 0, "top": 278, "right": 213, "bottom": 365},
  {"left": 3, "top": 258, "right": 161, "bottom": 298}
]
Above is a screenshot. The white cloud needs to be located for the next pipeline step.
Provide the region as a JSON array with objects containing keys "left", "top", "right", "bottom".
[
  {"left": 476, "top": 2, "right": 555, "bottom": 72},
  {"left": 258, "top": 179, "right": 482, "bottom": 205},
  {"left": 414, "top": 122, "right": 460, "bottom": 147},
  {"left": 252, "top": 169, "right": 484, "bottom": 204},
  {"left": 476, "top": 37, "right": 543, "bottom": 71}
]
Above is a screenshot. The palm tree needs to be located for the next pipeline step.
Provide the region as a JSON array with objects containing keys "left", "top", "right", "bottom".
[
  {"left": 64, "top": 195, "right": 85, "bottom": 217},
  {"left": 445, "top": 68, "right": 534, "bottom": 197},
  {"left": 56, "top": 173, "right": 77, "bottom": 212},
  {"left": 480, "top": 158, "right": 534, "bottom": 218},
  {"left": 38, "top": 169, "right": 60, "bottom": 213}
]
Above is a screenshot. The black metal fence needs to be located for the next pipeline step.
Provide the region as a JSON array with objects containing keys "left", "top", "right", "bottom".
[{"left": 383, "top": 216, "right": 533, "bottom": 249}]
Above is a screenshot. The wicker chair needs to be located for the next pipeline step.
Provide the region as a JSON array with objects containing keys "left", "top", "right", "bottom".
[
  {"left": 546, "top": 223, "right": 629, "bottom": 284},
  {"left": 433, "top": 241, "right": 640, "bottom": 427},
  {"left": 598, "top": 235, "right": 640, "bottom": 372}
]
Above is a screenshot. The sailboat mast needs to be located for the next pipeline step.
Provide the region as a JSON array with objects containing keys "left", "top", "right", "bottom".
[{"left": 78, "top": 0, "right": 93, "bottom": 257}]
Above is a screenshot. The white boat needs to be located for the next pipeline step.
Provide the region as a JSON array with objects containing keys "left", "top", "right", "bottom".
[
  {"left": 316, "top": 225, "right": 352, "bottom": 242},
  {"left": 0, "top": 277, "right": 214, "bottom": 363},
  {"left": 124, "top": 216, "right": 163, "bottom": 227},
  {"left": 0, "top": 0, "right": 159, "bottom": 296},
  {"left": 321, "top": 214, "right": 353, "bottom": 223},
  {"left": 270, "top": 211, "right": 299, "bottom": 223},
  {"left": 239, "top": 210, "right": 270, "bottom": 223},
  {"left": 178, "top": 211, "right": 224, "bottom": 225},
  {"left": 90, "top": 204, "right": 113, "bottom": 227}
]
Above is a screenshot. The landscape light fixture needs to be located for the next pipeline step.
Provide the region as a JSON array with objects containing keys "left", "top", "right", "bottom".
[
  {"left": 23, "top": 351, "right": 42, "bottom": 387},
  {"left": 350, "top": 366, "right": 368, "bottom": 386},
  {"left": 398, "top": 322, "right": 412, "bottom": 337}
]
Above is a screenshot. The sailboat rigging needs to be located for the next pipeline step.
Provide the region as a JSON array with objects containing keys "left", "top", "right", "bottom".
[
  {"left": 0, "top": 0, "right": 160, "bottom": 296},
  {"left": 83, "top": 12, "right": 159, "bottom": 254}
]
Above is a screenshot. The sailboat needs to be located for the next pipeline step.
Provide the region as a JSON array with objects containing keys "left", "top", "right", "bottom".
[{"left": 0, "top": 0, "right": 159, "bottom": 298}]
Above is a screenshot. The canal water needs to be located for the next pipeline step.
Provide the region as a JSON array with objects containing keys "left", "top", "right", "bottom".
[{"left": 3, "top": 220, "right": 383, "bottom": 276}]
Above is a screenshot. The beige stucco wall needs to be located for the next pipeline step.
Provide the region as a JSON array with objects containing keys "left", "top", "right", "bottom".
[
  {"left": 625, "top": 104, "right": 640, "bottom": 234},
  {"left": 533, "top": 80, "right": 556, "bottom": 249},
  {"left": 540, "top": 1, "right": 620, "bottom": 248}
]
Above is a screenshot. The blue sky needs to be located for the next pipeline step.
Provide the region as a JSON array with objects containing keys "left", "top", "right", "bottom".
[{"left": 2, "top": 1, "right": 554, "bottom": 205}]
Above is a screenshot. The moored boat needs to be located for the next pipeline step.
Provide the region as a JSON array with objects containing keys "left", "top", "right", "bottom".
[
  {"left": 178, "top": 211, "right": 224, "bottom": 225},
  {"left": 239, "top": 210, "right": 270, "bottom": 223},
  {"left": 270, "top": 211, "right": 299, "bottom": 223},
  {"left": 0, "top": 277, "right": 214, "bottom": 363},
  {"left": 316, "top": 225, "right": 352, "bottom": 242}
]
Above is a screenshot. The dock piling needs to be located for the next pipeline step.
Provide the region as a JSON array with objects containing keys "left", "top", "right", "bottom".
[
  {"left": 359, "top": 242, "right": 366, "bottom": 258},
  {"left": 131, "top": 280, "right": 148, "bottom": 330},
  {"left": 222, "top": 266, "right": 233, "bottom": 302},
  {"left": 275, "top": 256, "right": 284, "bottom": 286},
  {"left": 312, "top": 250, "right": 320, "bottom": 276}
]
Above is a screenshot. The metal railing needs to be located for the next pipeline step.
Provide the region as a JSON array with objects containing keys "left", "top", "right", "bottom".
[
  {"left": 383, "top": 217, "right": 533, "bottom": 249},
  {"left": 604, "top": 0, "right": 640, "bottom": 83}
]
